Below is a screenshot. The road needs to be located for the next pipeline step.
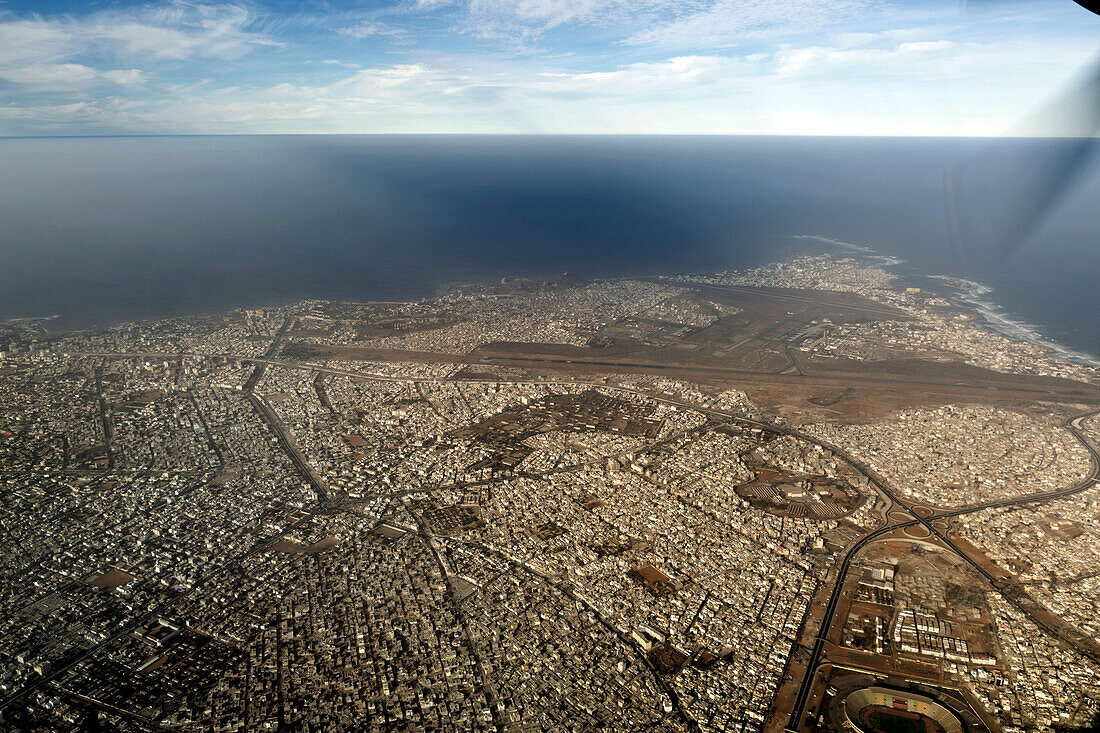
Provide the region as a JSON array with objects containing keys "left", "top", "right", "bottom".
[
  {"left": 783, "top": 520, "right": 919, "bottom": 730},
  {"left": 239, "top": 352, "right": 1100, "bottom": 729},
  {"left": 246, "top": 390, "right": 330, "bottom": 503},
  {"left": 93, "top": 365, "right": 115, "bottom": 471},
  {"left": 48, "top": 346, "right": 1100, "bottom": 729},
  {"left": 782, "top": 407, "right": 1100, "bottom": 732},
  {"left": 241, "top": 316, "right": 293, "bottom": 394}
]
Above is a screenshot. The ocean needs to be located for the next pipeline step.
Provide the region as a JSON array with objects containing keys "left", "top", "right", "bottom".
[{"left": 1, "top": 135, "right": 1097, "bottom": 361}]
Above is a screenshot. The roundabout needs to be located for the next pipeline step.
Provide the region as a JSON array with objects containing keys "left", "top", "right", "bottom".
[{"left": 900, "top": 523, "right": 933, "bottom": 539}]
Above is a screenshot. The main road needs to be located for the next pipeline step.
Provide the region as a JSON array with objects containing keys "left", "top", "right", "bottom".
[
  {"left": 65, "top": 346, "right": 1100, "bottom": 730},
  {"left": 236, "top": 350, "right": 1100, "bottom": 729},
  {"left": 782, "top": 407, "right": 1100, "bottom": 732}
]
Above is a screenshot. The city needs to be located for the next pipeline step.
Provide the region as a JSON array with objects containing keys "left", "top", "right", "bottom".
[{"left": 2, "top": 254, "right": 1099, "bottom": 732}]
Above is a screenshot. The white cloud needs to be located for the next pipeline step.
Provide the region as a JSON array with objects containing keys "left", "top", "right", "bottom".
[
  {"left": 86, "top": 4, "right": 279, "bottom": 60},
  {"left": 626, "top": 0, "right": 877, "bottom": 47},
  {"left": 0, "top": 54, "right": 741, "bottom": 133},
  {"left": 411, "top": 0, "right": 459, "bottom": 9},
  {"left": 766, "top": 35, "right": 1085, "bottom": 83},
  {"left": 0, "top": 100, "right": 102, "bottom": 128},
  {"left": 0, "top": 0, "right": 1096, "bottom": 136},
  {"left": 554, "top": 55, "right": 742, "bottom": 92},
  {"left": 426, "top": 0, "right": 882, "bottom": 49},
  {"left": 0, "top": 63, "right": 146, "bottom": 91},
  {"left": 0, "top": 19, "right": 75, "bottom": 65},
  {"left": 417, "top": 0, "right": 664, "bottom": 44},
  {"left": 469, "top": 0, "right": 629, "bottom": 31},
  {"left": 107, "top": 27, "right": 1096, "bottom": 136},
  {"left": 103, "top": 69, "right": 147, "bottom": 85},
  {"left": 337, "top": 22, "right": 406, "bottom": 39},
  {"left": 0, "top": 2, "right": 277, "bottom": 72},
  {"left": 0, "top": 3, "right": 276, "bottom": 102},
  {"left": 0, "top": 63, "right": 99, "bottom": 90}
]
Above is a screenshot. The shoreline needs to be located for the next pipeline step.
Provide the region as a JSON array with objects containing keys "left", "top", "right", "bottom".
[
  {"left": 5, "top": 240, "right": 1098, "bottom": 370},
  {"left": 791, "top": 234, "right": 1100, "bottom": 368},
  {"left": 930, "top": 276, "right": 1100, "bottom": 367}
]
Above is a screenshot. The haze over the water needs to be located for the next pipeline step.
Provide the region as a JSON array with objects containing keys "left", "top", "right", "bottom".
[
  {"left": 2, "top": 1, "right": 1099, "bottom": 358},
  {"left": 2, "top": 135, "right": 1099, "bottom": 360}
]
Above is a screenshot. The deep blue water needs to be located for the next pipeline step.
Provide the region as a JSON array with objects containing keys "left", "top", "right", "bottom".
[{"left": 1, "top": 135, "right": 1097, "bottom": 360}]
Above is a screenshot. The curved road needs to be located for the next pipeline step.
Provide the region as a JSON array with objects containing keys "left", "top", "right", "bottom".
[
  {"left": 59, "top": 347, "right": 1100, "bottom": 732},
  {"left": 783, "top": 408, "right": 1100, "bottom": 732}
]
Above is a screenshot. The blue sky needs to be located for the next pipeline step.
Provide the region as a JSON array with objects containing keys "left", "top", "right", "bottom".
[{"left": 0, "top": 0, "right": 1097, "bottom": 135}]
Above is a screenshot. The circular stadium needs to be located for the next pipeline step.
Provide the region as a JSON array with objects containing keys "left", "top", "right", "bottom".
[{"left": 841, "top": 686, "right": 965, "bottom": 733}]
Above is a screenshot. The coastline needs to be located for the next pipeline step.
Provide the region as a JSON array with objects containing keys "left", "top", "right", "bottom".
[
  {"left": 930, "top": 276, "right": 1100, "bottom": 367},
  {"left": 5, "top": 237, "right": 1098, "bottom": 371},
  {"left": 791, "top": 233, "right": 1100, "bottom": 368}
]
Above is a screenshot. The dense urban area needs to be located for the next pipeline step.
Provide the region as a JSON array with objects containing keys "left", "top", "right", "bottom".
[{"left": 2, "top": 254, "right": 1099, "bottom": 733}]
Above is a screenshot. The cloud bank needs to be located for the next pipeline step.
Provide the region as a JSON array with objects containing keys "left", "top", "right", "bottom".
[{"left": 0, "top": 0, "right": 1096, "bottom": 136}]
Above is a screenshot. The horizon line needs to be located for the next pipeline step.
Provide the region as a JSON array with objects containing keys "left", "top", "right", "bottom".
[{"left": 2, "top": 132, "right": 1098, "bottom": 140}]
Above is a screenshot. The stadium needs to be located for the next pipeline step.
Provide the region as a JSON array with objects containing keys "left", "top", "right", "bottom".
[{"left": 838, "top": 685, "right": 970, "bottom": 733}]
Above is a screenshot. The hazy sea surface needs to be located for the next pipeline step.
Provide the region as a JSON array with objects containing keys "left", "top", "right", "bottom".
[{"left": 1, "top": 135, "right": 1098, "bottom": 360}]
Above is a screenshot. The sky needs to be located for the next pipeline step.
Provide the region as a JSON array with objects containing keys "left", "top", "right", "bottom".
[{"left": 0, "top": 0, "right": 1097, "bottom": 136}]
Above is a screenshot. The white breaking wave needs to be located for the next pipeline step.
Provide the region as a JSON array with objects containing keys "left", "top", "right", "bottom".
[
  {"left": 794, "top": 235, "right": 1098, "bottom": 366},
  {"left": 791, "top": 234, "right": 904, "bottom": 266},
  {"left": 941, "top": 277, "right": 1099, "bottom": 366},
  {"left": 792, "top": 234, "right": 872, "bottom": 253}
]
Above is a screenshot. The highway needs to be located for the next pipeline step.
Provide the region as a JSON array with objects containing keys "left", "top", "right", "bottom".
[
  {"left": 241, "top": 316, "right": 293, "bottom": 395},
  {"left": 241, "top": 316, "right": 332, "bottom": 501},
  {"left": 783, "top": 520, "right": 919, "bottom": 731},
  {"left": 246, "top": 390, "right": 331, "bottom": 503},
  {"left": 782, "top": 407, "right": 1100, "bottom": 732},
  {"left": 52, "top": 346, "right": 1100, "bottom": 730}
]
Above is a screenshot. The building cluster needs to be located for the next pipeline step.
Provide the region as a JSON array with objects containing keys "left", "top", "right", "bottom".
[
  {"left": 0, "top": 332, "right": 867, "bottom": 731},
  {"left": 0, "top": 352, "right": 323, "bottom": 729},
  {"left": 671, "top": 254, "right": 1099, "bottom": 384},
  {"left": 979, "top": 593, "right": 1100, "bottom": 733},
  {"left": 2, "top": 253, "right": 1098, "bottom": 732},
  {"left": 807, "top": 405, "right": 1092, "bottom": 507},
  {"left": 241, "top": 358, "right": 861, "bottom": 732},
  {"left": 954, "top": 451, "right": 1100, "bottom": 648},
  {"left": 282, "top": 279, "right": 680, "bottom": 355}
]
